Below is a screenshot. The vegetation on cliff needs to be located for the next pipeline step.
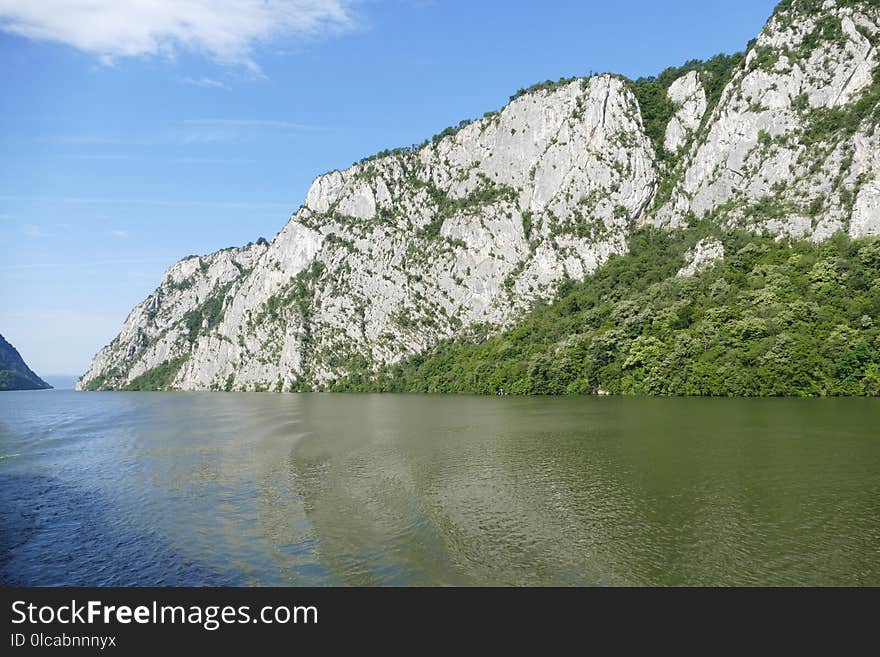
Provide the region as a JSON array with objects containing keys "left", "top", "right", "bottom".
[
  {"left": 77, "top": 0, "right": 880, "bottom": 397},
  {"left": 326, "top": 227, "right": 880, "bottom": 397},
  {"left": 0, "top": 334, "right": 51, "bottom": 391}
]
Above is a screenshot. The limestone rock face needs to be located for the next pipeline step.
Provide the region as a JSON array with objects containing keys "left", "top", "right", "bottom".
[
  {"left": 849, "top": 123, "right": 880, "bottom": 237},
  {"left": 652, "top": 0, "right": 880, "bottom": 240},
  {"left": 77, "top": 241, "right": 268, "bottom": 389},
  {"left": 80, "top": 75, "right": 657, "bottom": 391},
  {"left": 79, "top": 1, "right": 880, "bottom": 391},
  {"left": 664, "top": 71, "right": 708, "bottom": 153},
  {"left": 677, "top": 239, "right": 725, "bottom": 277}
]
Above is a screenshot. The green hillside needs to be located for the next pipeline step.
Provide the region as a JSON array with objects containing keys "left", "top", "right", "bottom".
[
  {"left": 0, "top": 334, "right": 51, "bottom": 391},
  {"left": 325, "top": 227, "right": 880, "bottom": 397}
]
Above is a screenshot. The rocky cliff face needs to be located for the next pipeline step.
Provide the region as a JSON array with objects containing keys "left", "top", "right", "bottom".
[
  {"left": 664, "top": 71, "right": 708, "bottom": 153},
  {"left": 79, "top": 0, "right": 880, "bottom": 392},
  {"left": 79, "top": 242, "right": 268, "bottom": 389},
  {"left": 652, "top": 0, "right": 880, "bottom": 242}
]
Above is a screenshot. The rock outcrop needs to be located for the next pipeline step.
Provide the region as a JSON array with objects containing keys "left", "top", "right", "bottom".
[
  {"left": 652, "top": 0, "right": 880, "bottom": 241},
  {"left": 664, "top": 71, "right": 708, "bottom": 153},
  {"left": 677, "top": 239, "right": 725, "bottom": 277},
  {"left": 79, "top": 0, "right": 880, "bottom": 392}
]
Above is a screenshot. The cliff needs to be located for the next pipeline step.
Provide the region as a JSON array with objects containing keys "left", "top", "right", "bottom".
[
  {"left": 79, "top": 0, "right": 880, "bottom": 392},
  {"left": 0, "top": 334, "right": 51, "bottom": 391}
]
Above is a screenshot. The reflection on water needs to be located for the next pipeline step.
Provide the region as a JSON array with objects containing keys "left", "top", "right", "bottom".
[{"left": 1, "top": 391, "right": 878, "bottom": 585}]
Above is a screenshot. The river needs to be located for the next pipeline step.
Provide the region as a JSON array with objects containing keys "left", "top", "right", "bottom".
[{"left": 1, "top": 391, "right": 877, "bottom": 585}]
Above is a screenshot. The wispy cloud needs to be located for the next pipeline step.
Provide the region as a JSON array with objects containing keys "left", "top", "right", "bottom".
[
  {"left": 55, "top": 154, "right": 264, "bottom": 165},
  {"left": 39, "top": 118, "right": 320, "bottom": 147},
  {"left": 1, "top": 194, "right": 291, "bottom": 210},
  {"left": 37, "top": 135, "right": 152, "bottom": 146},
  {"left": 174, "top": 118, "right": 320, "bottom": 143},
  {"left": 181, "top": 119, "right": 315, "bottom": 130},
  {"left": 20, "top": 223, "right": 59, "bottom": 238},
  {"left": 180, "top": 77, "right": 228, "bottom": 89},
  {"left": 109, "top": 229, "right": 129, "bottom": 238},
  {"left": 0, "top": 1, "right": 357, "bottom": 71},
  {"left": 0, "top": 257, "right": 160, "bottom": 271}
]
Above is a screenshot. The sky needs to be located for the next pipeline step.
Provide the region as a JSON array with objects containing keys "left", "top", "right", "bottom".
[{"left": 0, "top": 0, "right": 780, "bottom": 376}]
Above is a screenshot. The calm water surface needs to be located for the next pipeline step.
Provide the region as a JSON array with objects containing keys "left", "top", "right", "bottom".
[{"left": 1, "top": 391, "right": 878, "bottom": 586}]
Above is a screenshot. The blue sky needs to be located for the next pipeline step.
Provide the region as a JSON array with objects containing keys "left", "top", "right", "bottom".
[{"left": 0, "top": 0, "right": 779, "bottom": 376}]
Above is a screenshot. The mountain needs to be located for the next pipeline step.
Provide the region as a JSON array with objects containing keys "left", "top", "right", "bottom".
[
  {"left": 330, "top": 227, "right": 880, "bottom": 396},
  {"left": 651, "top": 0, "right": 880, "bottom": 238},
  {"left": 0, "top": 334, "right": 51, "bottom": 391},
  {"left": 78, "top": 0, "right": 880, "bottom": 394}
]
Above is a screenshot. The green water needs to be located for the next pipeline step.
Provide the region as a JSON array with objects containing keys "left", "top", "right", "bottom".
[{"left": 1, "top": 391, "right": 878, "bottom": 585}]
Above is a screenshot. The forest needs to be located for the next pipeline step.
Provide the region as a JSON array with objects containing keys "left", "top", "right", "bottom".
[{"left": 326, "top": 225, "right": 880, "bottom": 397}]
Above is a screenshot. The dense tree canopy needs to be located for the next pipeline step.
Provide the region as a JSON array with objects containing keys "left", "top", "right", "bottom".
[{"left": 325, "top": 226, "right": 880, "bottom": 397}]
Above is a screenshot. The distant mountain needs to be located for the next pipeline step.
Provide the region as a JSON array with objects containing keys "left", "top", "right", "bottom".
[
  {"left": 0, "top": 334, "right": 51, "bottom": 391},
  {"left": 79, "top": 0, "right": 880, "bottom": 395}
]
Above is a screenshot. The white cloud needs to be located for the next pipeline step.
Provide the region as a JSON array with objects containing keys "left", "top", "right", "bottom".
[
  {"left": 20, "top": 223, "right": 58, "bottom": 238},
  {"left": 109, "top": 229, "right": 129, "bottom": 238},
  {"left": 0, "top": 1, "right": 356, "bottom": 70},
  {"left": 181, "top": 76, "right": 227, "bottom": 89},
  {"left": 181, "top": 119, "right": 314, "bottom": 130}
]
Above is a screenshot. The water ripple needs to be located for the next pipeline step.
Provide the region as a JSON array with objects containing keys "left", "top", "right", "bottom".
[{"left": 1, "top": 391, "right": 878, "bottom": 586}]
